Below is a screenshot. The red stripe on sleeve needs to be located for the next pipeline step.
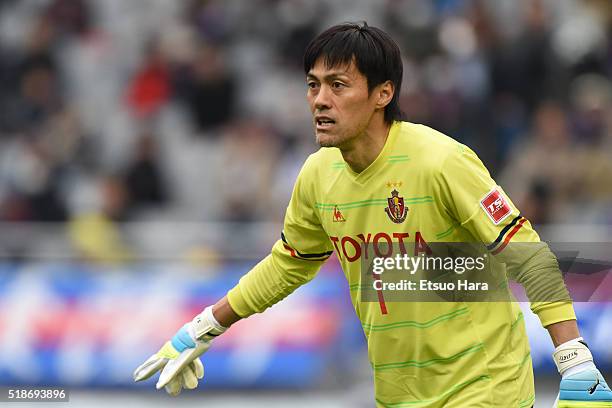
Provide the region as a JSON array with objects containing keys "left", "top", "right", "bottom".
[
  {"left": 283, "top": 244, "right": 298, "bottom": 258},
  {"left": 491, "top": 218, "right": 526, "bottom": 255}
]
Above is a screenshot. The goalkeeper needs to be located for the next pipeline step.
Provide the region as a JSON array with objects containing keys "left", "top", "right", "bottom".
[{"left": 134, "top": 22, "right": 612, "bottom": 407}]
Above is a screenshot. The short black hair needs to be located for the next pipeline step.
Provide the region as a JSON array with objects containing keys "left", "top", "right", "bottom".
[{"left": 303, "top": 22, "right": 404, "bottom": 123}]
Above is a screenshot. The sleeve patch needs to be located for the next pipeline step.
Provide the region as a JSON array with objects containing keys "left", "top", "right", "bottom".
[{"left": 480, "top": 187, "right": 512, "bottom": 225}]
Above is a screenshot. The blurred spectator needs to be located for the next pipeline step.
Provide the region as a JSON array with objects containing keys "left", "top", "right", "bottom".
[
  {"left": 124, "top": 131, "right": 169, "bottom": 210},
  {"left": 490, "top": 0, "right": 555, "bottom": 111},
  {"left": 68, "top": 175, "right": 132, "bottom": 264},
  {"left": 570, "top": 75, "right": 612, "bottom": 208},
  {"left": 499, "top": 101, "right": 579, "bottom": 224},
  {"left": 384, "top": 0, "right": 438, "bottom": 62},
  {"left": 186, "top": 0, "right": 231, "bottom": 43},
  {"left": 0, "top": 133, "right": 67, "bottom": 222},
  {"left": 2, "top": 14, "right": 61, "bottom": 132},
  {"left": 46, "top": 0, "right": 92, "bottom": 38},
  {"left": 175, "top": 43, "right": 236, "bottom": 134},
  {"left": 126, "top": 39, "right": 172, "bottom": 118},
  {"left": 11, "top": 62, "right": 60, "bottom": 132},
  {"left": 218, "top": 119, "right": 279, "bottom": 222},
  {"left": 520, "top": 180, "right": 553, "bottom": 227},
  {"left": 569, "top": 73, "right": 612, "bottom": 144},
  {"left": 276, "top": 0, "right": 319, "bottom": 67}
]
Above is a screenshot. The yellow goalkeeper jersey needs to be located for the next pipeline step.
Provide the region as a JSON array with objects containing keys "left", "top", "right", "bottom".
[{"left": 228, "top": 121, "right": 575, "bottom": 407}]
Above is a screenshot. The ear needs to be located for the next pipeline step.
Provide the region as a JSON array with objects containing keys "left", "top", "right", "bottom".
[{"left": 375, "top": 81, "right": 394, "bottom": 109}]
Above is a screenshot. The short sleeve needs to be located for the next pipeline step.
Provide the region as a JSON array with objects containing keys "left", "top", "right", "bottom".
[
  {"left": 435, "top": 145, "right": 575, "bottom": 327},
  {"left": 436, "top": 145, "right": 538, "bottom": 249}
]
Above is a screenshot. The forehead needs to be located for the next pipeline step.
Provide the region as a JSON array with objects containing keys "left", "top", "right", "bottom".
[{"left": 307, "top": 57, "right": 364, "bottom": 79}]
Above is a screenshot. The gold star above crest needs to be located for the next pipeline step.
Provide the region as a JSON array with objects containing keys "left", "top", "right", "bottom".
[{"left": 385, "top": 181, "right": 403, "bottom": 188}]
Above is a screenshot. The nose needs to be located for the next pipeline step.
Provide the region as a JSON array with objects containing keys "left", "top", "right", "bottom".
[{"left": 313, "top": 85, "right": 332, "bottom": 111}]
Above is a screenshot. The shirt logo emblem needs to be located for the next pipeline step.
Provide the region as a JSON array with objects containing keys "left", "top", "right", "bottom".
[
  {"left": 333, "top": 206, "right": 346, "bottom": 222},
  {"left": 385, "top": 189, "right": 408, "bottom": 223},
  {"left": 480, "top": 188, "right": 512, "bottom": 225}
]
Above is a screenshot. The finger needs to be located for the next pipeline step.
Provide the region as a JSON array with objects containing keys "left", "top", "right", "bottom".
[
  {"left": 133, "top": 355, "right": 167, "bottom": 382},
  {"left": 156, "top": 342, "right": 209, "bottom": 389},
  {"left": 182, "top": 365, "right": 198, "bottom": 390},
  {"left": 164, "top": 376, "right": 183, "bottom": 397},
  {"left": 191, "top": 358, "right": 204, "bottom": 380}
]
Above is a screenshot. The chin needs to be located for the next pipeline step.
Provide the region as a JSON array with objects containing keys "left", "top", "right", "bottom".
[
  {"left": 318, "top": 140, "right": 336, "bottom": 148},
  {"left": 316, "top": 132, "right": 340, "bottom": 147}
]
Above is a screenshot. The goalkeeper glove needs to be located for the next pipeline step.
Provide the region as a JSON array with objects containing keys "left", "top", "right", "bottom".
[
  {"left": 553, "top": 337, "right": 612, "bottom": 407},
  {"left": 133, "top": 305, "right": 227, "bottom": 396}
]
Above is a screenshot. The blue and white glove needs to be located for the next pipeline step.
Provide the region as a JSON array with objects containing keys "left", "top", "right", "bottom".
[
  {"left": 133, "top": 306, "right": 227, "bottom": 396},
  {"left": 553, "top": 337, "right": 612, "bottom": 407}
]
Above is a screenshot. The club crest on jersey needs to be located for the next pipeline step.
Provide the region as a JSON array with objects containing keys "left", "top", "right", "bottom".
[
  {"left": 385, "top": 189, "right": 408, "bottom": 223},
  {"left": 333, "top": 206, "right": 346, "bottom": 222}
]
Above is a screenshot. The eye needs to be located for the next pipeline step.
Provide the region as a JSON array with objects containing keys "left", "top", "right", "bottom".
[
  {"left": 307, "top": 81, "right": 318, "bottom": 89},
  {"left": 331, "top": 81, "right": 346, "bottom": 89}
]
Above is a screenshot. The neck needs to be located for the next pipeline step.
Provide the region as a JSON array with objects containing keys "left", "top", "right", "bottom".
[{"left": 341, "top": 116, "right": 392, "bottom": 173}]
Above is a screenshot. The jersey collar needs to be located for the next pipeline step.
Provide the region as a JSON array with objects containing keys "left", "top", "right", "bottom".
[{"left": 343, "top": 121, "right": 401, "bottom": 183}]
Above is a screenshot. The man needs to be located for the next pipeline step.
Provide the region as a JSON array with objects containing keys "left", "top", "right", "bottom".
[{"left": 134, "top": 23, "right": 612, "bottom": 407}]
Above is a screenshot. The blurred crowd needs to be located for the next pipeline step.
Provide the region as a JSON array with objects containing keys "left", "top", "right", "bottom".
[{"left": 0, "top": 0, "right": 611, "bottom": 261}]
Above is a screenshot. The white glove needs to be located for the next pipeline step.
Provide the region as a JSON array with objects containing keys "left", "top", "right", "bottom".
[
  {"left": 553, "top": 337, "right": 612, "bottom": 407},
  {"left": 133, "top": 306, "right": 227, "bottom": 395}
]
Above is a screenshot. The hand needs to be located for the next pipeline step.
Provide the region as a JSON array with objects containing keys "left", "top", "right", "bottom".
[
  {"left": 133, "top": 306, "right": 226, "bottom": 396},
  {"left": 553, "top": 337, "right": 612, "bottom": 407}
]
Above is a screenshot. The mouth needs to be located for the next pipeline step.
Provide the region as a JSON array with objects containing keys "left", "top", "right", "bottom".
[{"left": 315, "top": 117, "right": 336, "bottom": 130}]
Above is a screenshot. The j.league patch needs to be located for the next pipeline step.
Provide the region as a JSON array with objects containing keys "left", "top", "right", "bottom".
[{"left": 480, "top": 188, "right": 512, "bottom": 225}]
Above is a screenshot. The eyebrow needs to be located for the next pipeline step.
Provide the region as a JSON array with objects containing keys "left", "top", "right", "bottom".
[{"left": 306, "top": 71, "right": 351, "bottom": 81}]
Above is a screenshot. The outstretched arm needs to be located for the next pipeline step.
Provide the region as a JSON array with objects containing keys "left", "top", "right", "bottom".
[
  {"left": 133, "top": 154, "right": 333, "bottom": 396},
  {"left": 132, "top": 236, "right": 330, "bottom": 396},
  {"left": 212, "top": 296, "right": 242, "bottom": 327}
]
